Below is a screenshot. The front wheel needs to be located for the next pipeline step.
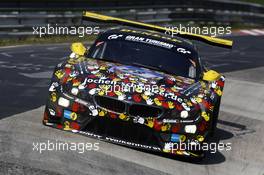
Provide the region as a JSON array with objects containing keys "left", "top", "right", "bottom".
[{"left": 210, "top": 98, "right": 221, "bottom": 137}]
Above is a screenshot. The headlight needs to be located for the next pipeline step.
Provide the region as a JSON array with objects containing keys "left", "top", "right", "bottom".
[
  {"left": 58, "top": 97, "right": 70, "bottom": 107},
  {"left": 184, "top": 125, "right": 197, "bottom": 134},
  {"left": 71, "top": 87, "right": 79, "bottom": 95},
  {"left": 169, "top": 108, "right": 200, "bottom": 121},
  {"left": 180, "top": 110, "right": 189, "bottom": 118}
]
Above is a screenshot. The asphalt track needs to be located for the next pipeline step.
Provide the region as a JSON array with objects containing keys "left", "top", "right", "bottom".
[{"left": 0, "top": 35, "right": 264, "bottom": 175}]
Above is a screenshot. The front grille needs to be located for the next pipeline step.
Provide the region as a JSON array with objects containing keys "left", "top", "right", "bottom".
[
  {"left": 94, "top": 95, "right": 125, "bottom": 113},
  {"left": 84, "top": 117, "right": 162, "bottom": 148},
  {"left": 94, "top": 95, "right": 163, "bottom": 118},
  {"left": 129, "top": 104, "right": 163, "bottom": 118}
]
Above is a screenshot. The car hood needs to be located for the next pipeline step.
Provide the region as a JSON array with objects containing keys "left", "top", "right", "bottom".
[{"left": 64, "top": 58, "right": 202, "bottom": 110}]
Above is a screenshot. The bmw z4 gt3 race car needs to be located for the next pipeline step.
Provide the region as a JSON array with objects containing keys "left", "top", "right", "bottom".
[{"left": 43, "top": 12, "right": 233, "bottom": 158}]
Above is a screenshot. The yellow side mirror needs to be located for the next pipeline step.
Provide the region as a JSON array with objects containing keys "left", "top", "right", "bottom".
[
  {"left": 203, "top": 70, "right": 221, "bottom": 81},
  {"left": 71, "top": 42, "right": 86, "bottom": 56}
]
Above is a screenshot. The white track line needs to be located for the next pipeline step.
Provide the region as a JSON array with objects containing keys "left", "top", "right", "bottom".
[
  {"left": 251, "top": 29, "right": 264, "bottom": 35},
  {"left": 240, "top": 30, "right": 260, "bottom": 36},
  {"left": 0, "top": 52, "right": 13, "bottom": 57}
]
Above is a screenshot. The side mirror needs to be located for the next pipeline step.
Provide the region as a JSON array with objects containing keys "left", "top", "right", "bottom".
[
  {"left": 202, "top": 70, "right": 221, "bottom": 81},
  {"left": 71, "top": 42, "right": 87, "bottom": 56}
]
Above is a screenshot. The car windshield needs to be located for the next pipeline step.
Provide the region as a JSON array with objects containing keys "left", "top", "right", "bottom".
[{"left": 89, "top": 39, "right": 198, "bottom": 79}]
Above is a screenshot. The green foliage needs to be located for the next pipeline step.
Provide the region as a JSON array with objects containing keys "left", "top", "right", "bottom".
[
  {"left": 0, "top": 35, "right": 96, "bottom": 46},
  {"left": 239, "top": 0, "right": 264, "bottom": 5}
]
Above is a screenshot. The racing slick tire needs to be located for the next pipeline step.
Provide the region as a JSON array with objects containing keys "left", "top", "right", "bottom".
[{"left": 210, "top": 98, "right": 221, "bottom": 137}]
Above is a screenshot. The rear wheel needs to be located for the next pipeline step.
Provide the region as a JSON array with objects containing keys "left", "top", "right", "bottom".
[{"left": 210, "top": 98, "right": 221, "bottom": 137}]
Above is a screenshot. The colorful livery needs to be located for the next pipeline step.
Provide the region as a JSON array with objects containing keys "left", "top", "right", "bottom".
[{"left": 43, "top": 12, "right": 232, "bottom": 158}]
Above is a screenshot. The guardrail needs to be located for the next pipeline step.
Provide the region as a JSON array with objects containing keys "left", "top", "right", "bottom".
[{"left": 0, "top": 0, "right": 264, "bottom": 38}]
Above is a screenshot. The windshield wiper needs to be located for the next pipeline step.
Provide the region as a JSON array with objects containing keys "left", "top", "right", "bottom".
[{"left": 132, "top": 62, "right": 173, "bottom": 75}]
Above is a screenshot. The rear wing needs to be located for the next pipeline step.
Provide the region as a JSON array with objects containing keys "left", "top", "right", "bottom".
[{"left": 83, "top": 11, "right": 233, "bottom": 49}]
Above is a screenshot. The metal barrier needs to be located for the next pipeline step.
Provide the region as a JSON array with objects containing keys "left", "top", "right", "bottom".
[{"left": 0, "top": 0, "right": 264, "bottom": 38}]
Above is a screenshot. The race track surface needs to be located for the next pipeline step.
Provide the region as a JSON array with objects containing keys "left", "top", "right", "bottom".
[{"left": 0, "top": 35, "right": 264, "bottom": 175}]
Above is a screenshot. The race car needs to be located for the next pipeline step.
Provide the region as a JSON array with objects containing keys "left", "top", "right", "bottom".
[{"left": 43, "top": 12, "right": 233, "bottom": 158}]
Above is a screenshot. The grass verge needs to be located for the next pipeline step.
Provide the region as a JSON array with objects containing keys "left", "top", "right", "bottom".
[
  {"left": 239, "top": 0, "right": 264, "bottom": 5},
  {"left": 0, "top": 35, "right": 97, "bottom": 47}
]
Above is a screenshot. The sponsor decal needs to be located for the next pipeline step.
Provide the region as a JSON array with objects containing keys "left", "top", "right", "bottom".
[
  {"left": 48, "top": 108, "right": 56, "bottom": 116},
  {"left": 120, "top": 29, "right": 182, "bottom": 43},
  {"left": 105, "top": 137, "right": 160, "bottom": 150},
  {"left": 78, "top": 131, "right": 161, "bottom": 151},
  {"left": 177, "top": 48, "right": 191, "bottom": 54},
  {"left": 163, "top": 119, "right": 195, "bottom": 123},
  {"left": 163, "top": 119, "right": 179, "bottom": 123},
  {"left": 49, "top": 82, "right": 59, "bottom": 92},
  {"left": 78, "top": 131, "right": 103, "bottom": 139},
  {"left": 125, "top": 35, "right": 174, "bottom": 49},
  {"left": 171, "top": 134, "right": 180, "bottom": 142},
  {"left": 108, "top": 34, "right": 123, "bottom": 40},
  {"left": 64, "top": 110, "right": 77, "bottom": 120}
]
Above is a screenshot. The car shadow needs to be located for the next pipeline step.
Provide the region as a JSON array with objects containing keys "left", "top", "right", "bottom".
[
  {"left": 196, "top": 127, "right": 234, "bottom": 164},
  {"left": 125, "top": 127, "right": 234, "bottom": 165}
]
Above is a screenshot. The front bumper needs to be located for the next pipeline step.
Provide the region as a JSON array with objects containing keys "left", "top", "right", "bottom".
[{"left": 43, "top": 92, "right": 209, "bottom": 158}]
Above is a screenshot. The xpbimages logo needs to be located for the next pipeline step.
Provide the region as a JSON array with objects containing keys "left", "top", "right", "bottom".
[
  {"left": 32, "top": 24, "right": 100, "bottom": 37},
  {"left": 165, "top": 24, "right": 232, "bottom": 37},
  {"left": 164, "top": 141, "right": 232, "bottom": 154},
  {"left": 32, "top": 140, "right": 100, "bottom": 153}
]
